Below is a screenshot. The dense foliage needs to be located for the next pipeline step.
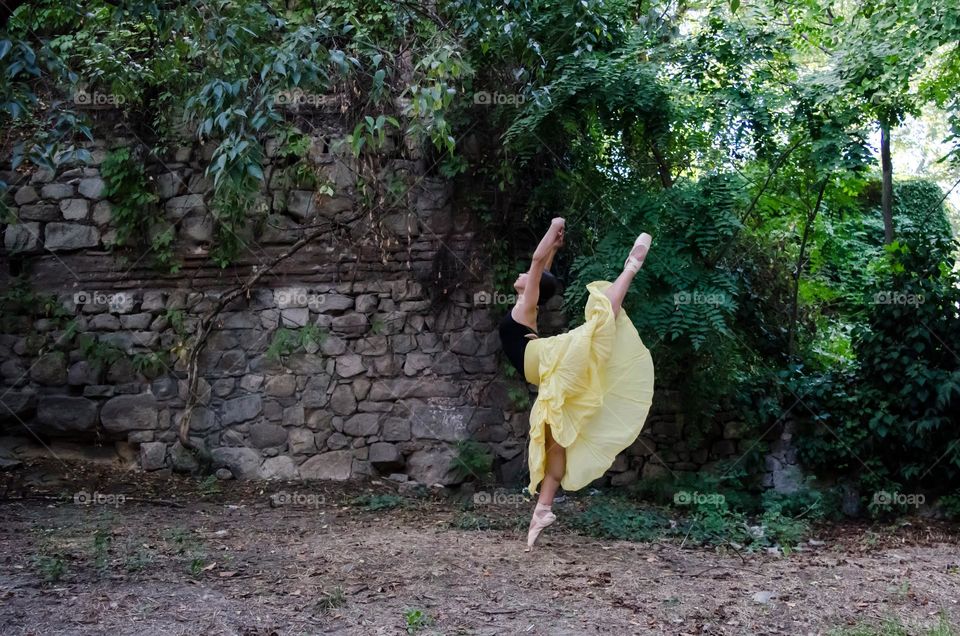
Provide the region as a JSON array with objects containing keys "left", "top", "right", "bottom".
[{"left": 1, "top": 0, "right": 959, "bottom": 512}]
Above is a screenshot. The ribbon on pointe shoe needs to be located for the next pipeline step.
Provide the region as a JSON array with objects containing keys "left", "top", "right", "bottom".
[{"left": 624, "top": 232, "right": 652, "bottom": 274}]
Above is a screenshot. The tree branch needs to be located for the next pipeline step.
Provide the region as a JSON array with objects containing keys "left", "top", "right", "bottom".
[{"left": 177, "top": 212, "right": 363, "bottom": 449}]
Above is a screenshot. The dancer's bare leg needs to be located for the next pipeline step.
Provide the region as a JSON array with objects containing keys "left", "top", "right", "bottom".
[
  {"left": 537, "top": 425, "right": 565, "bottom": 506},
  {"left": 604, "top": 236, "right": 650, "bottom": 317},
  {"left": 603, "top": 268, "right": 636, "bottom": 319},
  {"left": 528, "top": 424, "right": 564, "bottom": 549}
]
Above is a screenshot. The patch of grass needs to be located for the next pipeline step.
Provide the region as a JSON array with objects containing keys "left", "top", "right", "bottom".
[
  {"left": 404, "top": 608, "right": 432, "bottom": 634},
  {"left": 92, "top": 527, "right": 111, "bottom": 571},
  {"left": 678, "top": 506, "right": 752, "bottom": 546},
  {"left": 829, "top": 612, "right": 957, "bottom": 635},
  {"left": 124, "top": 547, "right": 154, "bottom": 573},
  {"left": 162, "top": 526, "right": 196, "bottom": 554},
  {"left": 569, "top": 493, "right": 815, "bottom": 551},
  {"left": 33, "top": 553, "right": 67, "bottom": 582},
  {"left": 452, "top": 511, "right": 496, "bottom": 531},
  {"left": 198, "top": 474, "right": 221, "bottom": 496},
  {"left": 188, "top": 556, "right": 206, "bottom": 578},
  {"left": 761, "top": 484, "right": 842, "bottom": 521},
  {"left": 316, "top": 585, "right": 346, "bottom": 613},
  {"left": 350, "top": 494, "right": 404, "bottom": 511},
  {"left": 569, "top": 498, "right": 673, "bottom": 542},
  {"left": 161, "top": 526, "right": 208, "bottom": 576},
  {"left": 860, "top": 530, "right": 881, "bottom": 549}
]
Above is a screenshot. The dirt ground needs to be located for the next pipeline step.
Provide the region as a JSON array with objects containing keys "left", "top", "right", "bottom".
[{"left": 1, "top": 460, "right": 958, "bottom": 636}]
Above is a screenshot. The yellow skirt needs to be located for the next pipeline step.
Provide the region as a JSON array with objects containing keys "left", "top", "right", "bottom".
[{"left": 522, "top": 280, "right": 655, "bottom": 494}]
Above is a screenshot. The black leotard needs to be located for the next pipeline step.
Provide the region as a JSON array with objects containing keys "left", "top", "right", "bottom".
[{"left": 498, "top": 311, "right": 537, "bottom": 377}]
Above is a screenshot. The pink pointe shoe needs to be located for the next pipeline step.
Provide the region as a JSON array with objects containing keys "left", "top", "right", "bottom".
[
  {"left": 526, "top": 503, "right": 556, "bottom": 550},
  {"left": 624, "top": 232, "right": 652, "bottom": 274}
]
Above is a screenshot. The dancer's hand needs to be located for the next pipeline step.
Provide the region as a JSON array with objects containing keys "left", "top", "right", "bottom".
[{"left": 550, "top": 217, "right": 565, "bottom": 248}]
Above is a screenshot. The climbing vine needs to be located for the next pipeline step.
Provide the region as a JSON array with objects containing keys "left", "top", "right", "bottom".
[{"left": 100, "top": 147, "right": 175, "bottom": 271}]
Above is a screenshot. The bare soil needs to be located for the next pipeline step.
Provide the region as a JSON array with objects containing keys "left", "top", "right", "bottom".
[{"left": 1, "top": 460, "right": 958, "bottom": 635}]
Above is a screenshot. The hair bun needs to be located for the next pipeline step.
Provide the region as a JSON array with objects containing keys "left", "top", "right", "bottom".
[{"left": 538, "top": 271, "right": 562, "bottom": 306}]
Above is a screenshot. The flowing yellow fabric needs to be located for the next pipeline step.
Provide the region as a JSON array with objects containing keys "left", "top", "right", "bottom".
[{"left": 522, "top": 280, "right": 655, "bottom": 494}]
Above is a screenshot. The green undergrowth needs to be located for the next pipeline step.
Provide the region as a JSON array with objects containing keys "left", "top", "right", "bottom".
[
  {"left": 828, "top": 613, "right": 957, "bottom": 636},
  {"left": 349, "top": 493, "right": 406, "bottom": 511},
  {"left": 567, "top": 472, "right": 842, "bottom": 552},
  {"left": 450, "top": 469, "right": 844, "bottom": 553}
]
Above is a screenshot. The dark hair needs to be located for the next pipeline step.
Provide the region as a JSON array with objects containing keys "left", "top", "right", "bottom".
[{"left": 538, "top": 271, "right": 562, "bottom": 306}]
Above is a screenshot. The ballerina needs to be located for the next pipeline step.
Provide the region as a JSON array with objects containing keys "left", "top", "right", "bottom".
[{"left": 497, "top": 217, "right": 655, "bottom": 549}]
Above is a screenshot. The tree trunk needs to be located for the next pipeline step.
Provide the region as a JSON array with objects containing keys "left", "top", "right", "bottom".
[
  {"left": 650, "top": 140, "right": 673, "bottom": 189},
  {"left": 880, "top": 120, "right": 895, "bottom": 244},
  {"left": 788, "top": 179, "right": 828, "bottom": 357}
]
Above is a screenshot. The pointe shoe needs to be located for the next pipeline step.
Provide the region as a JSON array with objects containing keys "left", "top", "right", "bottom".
[
  {"left": 624, "top": 232, "right": 652, "bottom": 273},
  {"left": 525, "top": 505, "right": 557, "bottom": 550}
]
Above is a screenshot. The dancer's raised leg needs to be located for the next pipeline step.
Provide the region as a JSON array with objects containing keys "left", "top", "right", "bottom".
[{"left": 603, "top": 233, "right": 651, "bottom": 317}]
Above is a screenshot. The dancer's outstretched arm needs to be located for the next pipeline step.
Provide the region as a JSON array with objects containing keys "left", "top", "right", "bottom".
[
  {"left": 513, "top": 218, "right": 564, "bottom": 322},
  {"left": 543, "top": 233, "right": 561, "bottom": 271}
]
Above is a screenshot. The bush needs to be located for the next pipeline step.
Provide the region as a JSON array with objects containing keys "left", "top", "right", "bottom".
[
  {"left": 795, "top": 229, "right": 960, "bottom": 503},
  {"left": 570, "top": 488, "right": 818, "bottom": 551},
  {"left": 451, "top": 440, "right": 494, "bottom": 482}
]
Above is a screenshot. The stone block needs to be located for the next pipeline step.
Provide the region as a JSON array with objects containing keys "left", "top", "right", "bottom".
[
  {"left": 100, "top": 394, "right": 160, "bottom": 432},
  {"left": 299, "top": 450, "right": 353, "bottom": 480}
]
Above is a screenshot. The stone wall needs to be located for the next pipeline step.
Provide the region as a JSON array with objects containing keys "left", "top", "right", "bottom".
[{"left": 0, "top": 122, "right": 800, "bottom": 491}]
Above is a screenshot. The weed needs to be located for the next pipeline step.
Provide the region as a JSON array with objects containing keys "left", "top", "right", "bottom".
[
  {"left": 189, "top": 556, "right": 206, "bottom": 577},
  {"left": 33, "top": 553, "right": 67, "bottom": 582},
  {"left": 92, "top": 527, "right": 111, "bottom": 571},
  {"left": 124, "top": 547, "right": 154, "bottom": 573},
  {"left": 569, "top": 498, "right": 672, "bottom": 542},
  {"left": 404, "top": 608, "right": 432, "bottom": 634},
  {"left": 316, "top": 585, "right": 347, "bottom": 613},
  {"left": 198, "top": 474, "right": 221, "bottom": 496},
  {"left": 451, "top": 440, "right": 493, "bottom": 482},
  {"left": 350, "top": 494, "right": 404, "bottom": 511},
  {"left": 452, "top": 512, "right": 495, "bottom": 531}
]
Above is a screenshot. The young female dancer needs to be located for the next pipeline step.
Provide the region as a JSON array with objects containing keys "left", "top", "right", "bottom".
[{"left": 497, "top": 217, "right": 655, "bottom": 549}]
